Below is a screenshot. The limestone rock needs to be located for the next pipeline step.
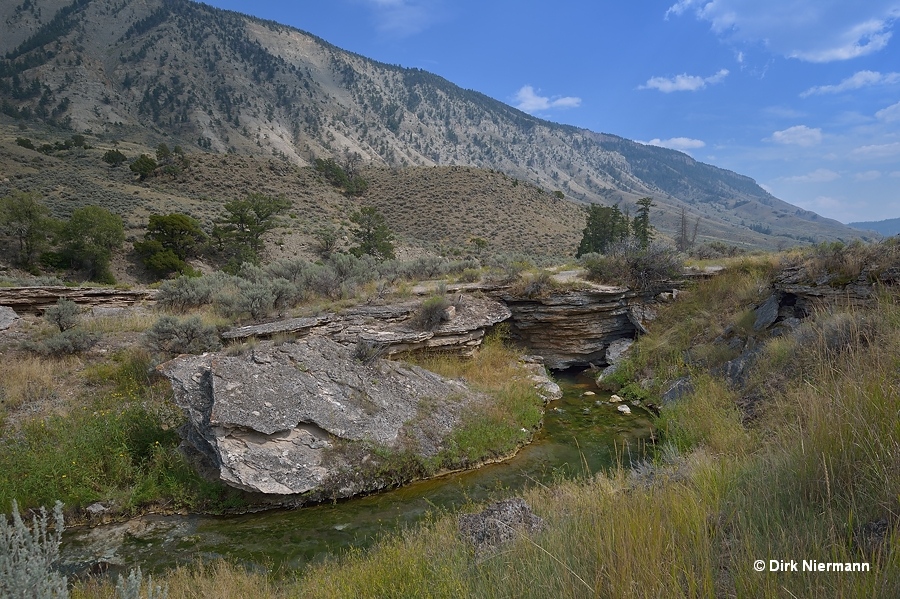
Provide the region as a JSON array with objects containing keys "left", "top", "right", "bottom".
[
  {"left": 521, "top": 361, "right": 563, "bottom": 402},
  {"left": 0, "top": 306, "right": 18, "bottom": 331},
  {"left": 753, "top": 294, "right": 781, "bottom": 331},
  {"left": 661, "top": 377, "right": 694, "bottom": 405},
  {"left": 221, "top": 295, "right": 510, "bottom": 358},
  {"left": 0, "top": 287, "right": 153, "bottom": 314},
  {"left": 158, "top": 336, "right": 485, "bottom": 496},
  {"left": 617, "top": 405, "right": 631, "bottom": 414},
  {"left": 221, "top": 315, "right": 333, "bottom": 341},
  {"left": 498, "top": 287, "right": 645, "bottom": 369}
]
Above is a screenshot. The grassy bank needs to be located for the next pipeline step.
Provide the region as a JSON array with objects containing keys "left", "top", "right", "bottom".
[
  {"left": 72, "top": 250, "right": 899, "bottom": 598},
  {"left": 0, "top": 349, "right": 242, "bottom": 515}
]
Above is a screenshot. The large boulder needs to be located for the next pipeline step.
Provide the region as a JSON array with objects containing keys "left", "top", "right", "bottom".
[{"left": 159, "top": 336, "right": 486, "bottom": 497}]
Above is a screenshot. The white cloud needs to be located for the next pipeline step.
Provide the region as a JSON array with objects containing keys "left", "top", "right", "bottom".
[
  {"left": 666, "top": 1, "right": 900, "bottom": 63},
  {"left": 360, "top": 0, "right": 443, "bottom": 37},
  {"left": 856, "top": 170, "right": 883, "bottom": 181},
  {"left": 801, "top": 71, "right": 900, "bottom": 97},
  {"left": 782, "top": 169, "right": 840, "bottom": 183},
  {"left": 876, "top": 100, "right": 900, "bottom": 122},
  {"left": 642, "top": 137, "right": 707, "bottom": 151},
  {"left": 513, "top": 86, "right": 582, "bottom": 113},
  {"left": 767, "top": 125, "right": 823, "bottom": 147},
  {"left": 891, "top": 171, "right": 900, "bottom": 177},
  {"left": 640, "top": 69, "right": 729, "bottom": 93},
  {"left": 851, "top": 142, "right": 900, "bottom": 158}
]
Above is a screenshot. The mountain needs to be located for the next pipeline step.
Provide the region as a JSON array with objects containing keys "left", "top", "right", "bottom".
[
  {"left": 848, "top": 218, "right": 899, "bottom": 237},
  {"left": 0, "top": 0, "right": 867, "bottom": 249}
]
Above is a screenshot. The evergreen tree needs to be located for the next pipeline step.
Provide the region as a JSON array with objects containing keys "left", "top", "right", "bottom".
[
  {"left": 576, "top": 204, "right": 629, "bottom": 257},
  {"left": 632, "top": 197, "right": 655, "bottom": 249},
  {"left": 134, "top": 213, "right": 207, "bottom": 276},
  {"left": 129, "top": 154, "right": 157, "bottom": 180},
  {"left": 349, "top": 206, "right": 395, "bottom": 260},
  {"left": 102, "top": 149, "right": 127, "bottom": 167},
  {"left": 218, "top": 193, "right": 291, "bottom": 260}
]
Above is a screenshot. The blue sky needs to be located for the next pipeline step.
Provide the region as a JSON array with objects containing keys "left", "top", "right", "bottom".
[{"left": 200, "top": 0, "right": 900, "bottom": 224}]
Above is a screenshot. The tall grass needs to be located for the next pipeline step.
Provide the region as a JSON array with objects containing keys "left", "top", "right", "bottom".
[
  {"left": 0, "top": 349, "right": 240, "bottom": 514},
  {"left": 0, "top": 355, "right": 72, "bottom": 423}
]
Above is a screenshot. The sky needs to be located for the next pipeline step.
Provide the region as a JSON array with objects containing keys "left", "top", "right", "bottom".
[{"left": 199, "top": 0, "right": 900, "bottom": 224}]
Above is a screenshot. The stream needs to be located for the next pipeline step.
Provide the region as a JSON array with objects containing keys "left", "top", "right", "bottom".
[{"left": 60, "top": 370, "right": 655, "bottom": 577}]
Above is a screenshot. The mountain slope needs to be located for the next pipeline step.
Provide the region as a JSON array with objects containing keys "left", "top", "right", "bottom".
[
  {"left": 0, "top": 0, "right": 865, "bottom": 248},
  {"left": 848, "top": 218, "right": 899, "bottom": 237}
]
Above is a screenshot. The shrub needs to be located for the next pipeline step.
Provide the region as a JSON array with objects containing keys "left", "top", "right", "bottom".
[
  {"left": 232, "top": 280, "right": 275, "bottom": 321},
  {"left": 411, "top": 295, "right": 451, "bottom": 331},
  {"left": 102, "top": 149, "right": 127, "bottom": 167},
  {"left": 43, "top": 298, "right": 80, "bottom": 332},
  {"left": 145, "top": 316, "right": 221, "bottom": 355},
  {"left": 581, "top": 242, "right": 682, "bottom": 290},
  {"left": 23, "top": 329, "right": 100, "bottom": 356},
  {"left": 457, "top": 268, "right": 481, "bottom": 283},
  {"left": 352, "top": 339, "right": 388, "bottom": 364},
  {"left": 156, "top": 274, "right": 230, "bottom": 312},
  {"left": 0, "top": 500, "right": 68, "bottom": 599},
  {"left": 264, "top": 258, "right": 313, "bottom": 284},
  {"left": 510, "top": 270, "right": 555, "bottom": 298},
  {"left": 115, "top": 566, "right": 168, "bottom": 599},
  {"left": 305, "top": 263, "right": 343, "bottom": 299}
]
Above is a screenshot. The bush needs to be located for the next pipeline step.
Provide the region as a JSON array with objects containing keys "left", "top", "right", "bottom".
[
  {"left": 581, "top": 242, "right": 682, "bottom": 290},
  {"left": 145, "top": 316, "right": 221, "bottom": 355},
  {"left": 155, "top": 274, "right": 227, "bottom": 312},
  {"left": 510, "top": 270, "right": 555, "bottom": 298},
  {"left": 411, "top": 295, "right": 451, "bottom": 331},
  {"left": 231, "top": 280, "right": 275, "bottom": 321},
  {"left": 102, "top": 149, "right": 127, "bottom": 167},
  {"left": 115, "top": 566, "right": 168, "bottom": 599},
  {"left": 0, "top": 500, "right": 68, "bottom": 599},
  {"left": 43, "top": 298, "right": 80, "bottom": 332},
  {"left": 23, "top": 329, "right": 100, "bottom": 356}
]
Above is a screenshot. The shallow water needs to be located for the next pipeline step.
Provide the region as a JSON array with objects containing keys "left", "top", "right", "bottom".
[{"left": 61, "top": 370, "right": 654, "bottom": 576}]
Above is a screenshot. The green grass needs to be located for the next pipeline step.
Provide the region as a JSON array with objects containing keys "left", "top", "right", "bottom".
[{"left": 0, "top": 349, "right": 243, "bottom": 515}]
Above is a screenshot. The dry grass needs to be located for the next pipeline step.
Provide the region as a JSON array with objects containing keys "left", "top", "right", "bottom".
[
  {"left": 410, "top": 327, "right": 522, "bottom": 388},
  {"left": 0, "top": 355, "right": 80, "bottom": 426}
]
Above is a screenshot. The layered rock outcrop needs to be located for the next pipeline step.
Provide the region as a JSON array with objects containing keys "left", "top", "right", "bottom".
[
  {"left": 159, "top": 336, "right": 487, "bottom": 497},
  {"left": 0, "top": 286, "right": 153, "bottom": 314},
  {"left": 222, "top": 294, "right": 511, "bottom": 358},
  {"left": 497, "top": 285, "right": 654, "bottom": 369}
]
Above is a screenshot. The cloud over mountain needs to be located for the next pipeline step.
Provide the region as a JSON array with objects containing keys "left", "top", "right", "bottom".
[{"left": 513, "top": 86, "right": 582, "bottom": 113}]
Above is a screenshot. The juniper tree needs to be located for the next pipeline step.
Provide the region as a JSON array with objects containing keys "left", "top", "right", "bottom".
[{"left": 349, "top": 206, "right": 395, "bottom": 261}]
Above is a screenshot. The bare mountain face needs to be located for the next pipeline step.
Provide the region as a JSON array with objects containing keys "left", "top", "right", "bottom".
[{"left": 0, "top": 0, "right": 864, "bottom": 248}]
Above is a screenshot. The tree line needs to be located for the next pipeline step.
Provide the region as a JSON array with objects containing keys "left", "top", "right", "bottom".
[
  {"left": 576, "top": 197, "right": 655, "bottom": 257},
  {"left": 0, "top": 189, "right": 396, "bottom": 283}
]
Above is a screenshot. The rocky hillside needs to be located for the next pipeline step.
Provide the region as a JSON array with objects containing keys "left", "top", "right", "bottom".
[{"left": 0, "top": 0, "right": 865, "bottom": 248}]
